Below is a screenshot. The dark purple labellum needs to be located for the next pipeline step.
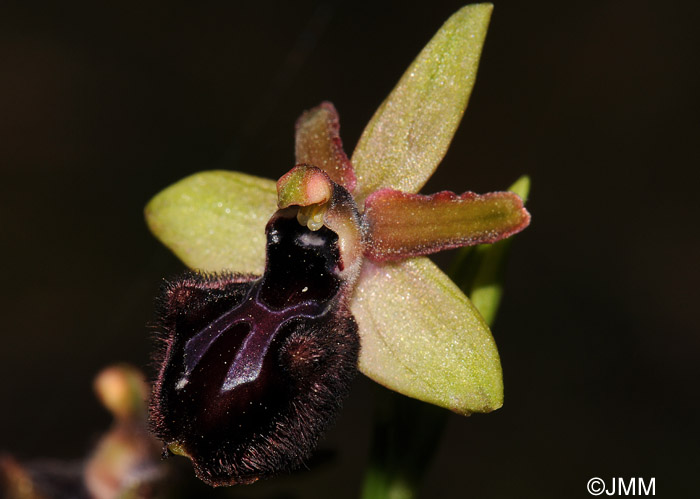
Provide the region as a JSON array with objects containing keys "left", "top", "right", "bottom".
[{"left": 150, "top": 211, "right": 359, "bottom": 486}]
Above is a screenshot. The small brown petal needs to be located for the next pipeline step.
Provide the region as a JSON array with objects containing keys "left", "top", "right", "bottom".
[
  {"left": 363, "top": 188, "right": 530, "bottom": 262},
  {"left": 295, "top": 102, "right": 356, "bottom": 192}
]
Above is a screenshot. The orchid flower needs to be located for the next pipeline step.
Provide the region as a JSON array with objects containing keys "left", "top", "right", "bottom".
[
  {"left": 1, "top": 366, "right": 164, "bottom": 499},
  {"left": 145, "top": 3, "right": 530, "bottom": 487}
]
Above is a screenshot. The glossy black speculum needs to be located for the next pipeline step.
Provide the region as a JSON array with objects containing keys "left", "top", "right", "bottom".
[{"left": 150, "top": 210, "right": 359, "bottom": 486}]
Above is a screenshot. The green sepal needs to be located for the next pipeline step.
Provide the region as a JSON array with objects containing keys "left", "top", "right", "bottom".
[
  {"left": 350, "top": 257, "right": 502, "bottom": 415},
  {"left": 145, "top": 170, "right": 278, "bottom": 275},
  {"left": 351, "top": 3, "right": 493, "bottom": 204}
]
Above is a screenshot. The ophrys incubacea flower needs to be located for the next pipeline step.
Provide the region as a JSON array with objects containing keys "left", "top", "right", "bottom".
[{"left": 145, "top": 3, "right": 530, "bottom": 487}]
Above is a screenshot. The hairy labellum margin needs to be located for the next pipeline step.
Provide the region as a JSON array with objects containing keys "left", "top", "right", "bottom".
[{"left": 150, "top": 208, "right": 360, "bottom": 486}]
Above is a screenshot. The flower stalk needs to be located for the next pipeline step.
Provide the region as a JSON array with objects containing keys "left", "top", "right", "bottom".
[{"left": 361, "top": 177, "right": 530, "bottom": 499}]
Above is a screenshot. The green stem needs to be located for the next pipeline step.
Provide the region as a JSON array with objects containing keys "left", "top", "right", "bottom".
[
  {"left": 360, "top": 176, "right": 530, "bottom": 499},
  {"left": 359, "top": 250, "right": 502, "bottom": 499},
  {"left": 361, "top": 387, "right": 448, "bottom": 499}
]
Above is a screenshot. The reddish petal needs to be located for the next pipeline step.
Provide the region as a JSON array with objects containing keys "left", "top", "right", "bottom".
[
  {"left": 363, "top": 188, "right": 530, "bottom": 262},
  {"left": 295, "top": 102, "right": 356, "bottom": 192}
]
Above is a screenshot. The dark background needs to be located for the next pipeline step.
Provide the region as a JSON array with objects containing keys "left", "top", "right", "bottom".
[{"left": 2, "top": 1, "right": 698, "bottom": 497}]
